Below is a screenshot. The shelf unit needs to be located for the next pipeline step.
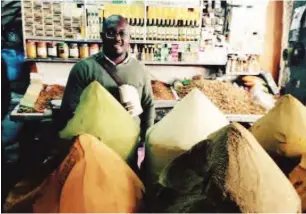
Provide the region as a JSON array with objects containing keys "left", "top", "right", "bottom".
[
  {"left": 226, "top": 72, "right": 261, "bottom": 76},
  {"left": 21, "top": 0, "right": 231, "bottom": 63},
  {"left": 21, "top": 0, "right": 262, "bottom": 74},
  {"left": 25, "top": 36, "right": 145, "bottom": 44},
  {"left": 25, "top": 58, "right": 80, "bottom": 63},
  {"left": 21, "top": 0, "right": 205, "bottom": 47},
  {"left": 24, "top": 58, "right": 227, "bottom": 66},
  {"left": 153, "top": 100, "right": 263, "bottom": 123},
  {"left": 145, "top": 3, "right": 201, "bottom": 8},
  {"left": 144, "top": 40, "right": 200, "bottom": 44},
  {"left": 21, "top": 0, "right": 265, "bottom": 76},
  {"left": 142, "top": 60, "right": 226, "bottom": 66},
  {"left": 25, "top": 37, "right": 202, "bottom": 45},
  {"left": 11, "top": 102, "right": 263, "bottom": 123}
]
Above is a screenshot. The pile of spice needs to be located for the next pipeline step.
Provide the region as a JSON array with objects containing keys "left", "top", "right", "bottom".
[
  {"left": 18, "top": 84, "right": 65, "bottom": 113},
  {"left": 154, "top": 123, "right": 301, "bottom": 213},
  {"left": 152, "top": 81, "right": 175, "bottom": 100},
  {"left": 176, "top": 79, "right": 266, "bottom": 115}
]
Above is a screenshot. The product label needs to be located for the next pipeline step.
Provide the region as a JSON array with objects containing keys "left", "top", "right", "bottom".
[
  {"left": 37, "top": 48, "right": 47, "bottom": 57},
  {"left": 48, "top": 48, "right": 57, "bottom": 57},
  {"left": 59, "top": 47, "right": 66, "bottom": 54},
  {"left": 69, "top": 48, "right": 79, "bottom": 57},
  {"left": 90, "top": 48, "right": 99, "bottom": 56},
  {"left": 130, "top": 26, "right": 134, "bottom": 39},
  {"left": 147, "top": 26, "right": 151, "bottom": 40}
]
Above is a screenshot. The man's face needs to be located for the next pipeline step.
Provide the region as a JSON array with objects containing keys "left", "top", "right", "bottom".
[{"left": 102, "top": 21, "right": 130, "bottom": 58}]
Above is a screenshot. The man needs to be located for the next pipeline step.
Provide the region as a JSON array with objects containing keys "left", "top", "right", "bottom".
[
  {"left": 58, "top": 15, "right": 155, "bottom": 144},
  {"left": 2, "top": 59, "right": 10, "bottom": 120}
]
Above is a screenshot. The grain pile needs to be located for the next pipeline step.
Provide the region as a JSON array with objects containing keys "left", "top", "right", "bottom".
[
  {"left": 152, "top": 81, "right": 175, "bottom": 100},
  {"left": 176, "top": 79, "right": 265, "bottom": 115}
]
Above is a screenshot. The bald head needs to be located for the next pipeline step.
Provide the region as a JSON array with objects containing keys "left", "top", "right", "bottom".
[
  {"left": 102, "top": 15, "right": 128, "bottom": 33},
  {"left": 101, "top": 15, "right": 130, "bottom": 60}
]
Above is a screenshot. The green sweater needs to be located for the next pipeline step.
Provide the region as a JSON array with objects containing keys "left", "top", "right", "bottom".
[{"left": 59, "top": 51, "right": 155, "bottom": 140}]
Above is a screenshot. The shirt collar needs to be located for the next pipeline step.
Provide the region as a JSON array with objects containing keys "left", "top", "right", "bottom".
[{"left": 104, "top": 52, "right": 131, "bottom": 66}]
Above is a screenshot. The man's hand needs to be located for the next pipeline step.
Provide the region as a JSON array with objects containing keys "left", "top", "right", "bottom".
[
  {"left": 123, "top": 102, "right": 135, "bottom": 115},
  {"left": 289, "top": 164, "right": 306, "bottom": 212}
]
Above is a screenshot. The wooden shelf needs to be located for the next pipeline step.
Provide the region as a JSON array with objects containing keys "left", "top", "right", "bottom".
[
  {"left": 26, "top": 37, "right": 144, "bottom": 44},
  {"left": 145, "top": 2, "right": 201, "bottom": 8},
  {"left": 226, "top": 72, "right": 261, "bottom": 76},
  {"left": 154, "top": 100, "right": 264, "bottom": 122},
  {"left": 87, "top": 0, "right": 144, "bottom": 6},
  {"left": 143, "top": 60, "right": 226, "bottom": 66},
  {"left": 154, "top": 100, "right": 178, "bottom": 108},
  {"left": 25, "top": 58, "right": 226, "bottom": 66},
  {"left": 225, "top": 114, "right": 263, "bottom": 123},
  {"left": 25, "top": 58, "right": 80, "bottom": 63},
  {"left": 26, "top": 37, "right": 201, "bottom": 45},
  {"left": 144, "top": 40, "right": 199, "bottom": 44}
]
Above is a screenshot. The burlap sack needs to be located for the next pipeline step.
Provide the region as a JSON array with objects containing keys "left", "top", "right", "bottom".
[{"left": 154, "top": 123, "right": 301, "bottom": 213}]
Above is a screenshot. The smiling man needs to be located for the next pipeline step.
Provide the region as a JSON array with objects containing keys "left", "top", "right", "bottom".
[{"left": 58, "top": 15, "right": 155, "bottom": 146}]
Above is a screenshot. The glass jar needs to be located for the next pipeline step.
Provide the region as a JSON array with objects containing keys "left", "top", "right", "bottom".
[
  {"left": 47, "top": 42, "right": 57, "bottom": 58},
  {"left": 89, "top": 43, "right": 99, "bottom": 55},
  {"left": 79, "top": 43, "right": 89, "bottom": 59},
  {"left": 69, "top": 43, "right": 79, "bottom": 58},
  {"left": 37, "top": 41, "right": 47, "bottom": 58},
  {"left": 231, "top": 55, "right": 238, "bottom": 73},
  {"left": 58, "top": 43, "right": 69, "bottom": 59},
  {"left": 226, "top": 56, "right": 232, "bottom": 74},
  {"left": 26, "top": 41, "right": 37, "bottom": 59}
]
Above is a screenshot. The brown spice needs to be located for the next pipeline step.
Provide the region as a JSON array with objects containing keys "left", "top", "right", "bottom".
[
  {"left": 156, "top": 123, "right": 301, "bottom": 213},
  {"left": 176, "top": 79, "right": 265, "bottom": 115},
  {"left": 33, "top": 84, "right": 65, "bottom": 112},
  {"left": 152, "top": 81, "right": 175, "bottom": 100},
  {"left": 19, "top": 84, "right": 65, "bottom": 113}
]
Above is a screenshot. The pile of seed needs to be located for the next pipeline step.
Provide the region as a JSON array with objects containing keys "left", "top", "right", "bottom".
[{"left": 176, "top": 79, "right": 266, "bottom": 115}]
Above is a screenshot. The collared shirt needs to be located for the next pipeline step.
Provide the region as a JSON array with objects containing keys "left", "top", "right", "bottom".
[{"left": 103, "top": 52, "right": 131, "bottom": 66}]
